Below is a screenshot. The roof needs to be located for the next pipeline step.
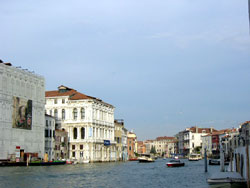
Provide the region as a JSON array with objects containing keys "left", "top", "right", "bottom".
[
  {"left": 156, "top": 136, "right": 176, "bottom": 141},
  {"left": 186, "top": 126, "right": 217, "bottom": 134},
  {"left": 46, "top": 85, "right": 113, "bottom": 107}
]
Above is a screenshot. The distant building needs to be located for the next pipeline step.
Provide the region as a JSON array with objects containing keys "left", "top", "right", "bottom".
[
  {"left": 144, "top": 140, "right": 154, "bottom": 154},
  {"left": 127, "top": 131, "right": 137, "bottom": 159},
  {"left": 114, "top": 119, "right": 124, "bottom": 161},
  {"left": 54, "top": 128, "right": 69, "bottom": 160},
  {"left": 153, "top": 136, "right": 176, "bottom": 157},
  {"left": 201, "top": 129, "right": 233, "bottom": 157},
  {"left": 45, "top": 114, "right": 55, "bottom": 161},
  {"left": 137, "top": 141, "right": 146, "bottom": 154},
  {"left": 0, "top": 61, "right": 45, "bottom": 161},
  {"left": 177, "top": 126, "right": 216, "bottom": 156},
  {"left": 121, "top": 126, "right": 128, "bottom": 161},
  {"left": 45, "top": 85, "right": 116, "bottom": 162}
]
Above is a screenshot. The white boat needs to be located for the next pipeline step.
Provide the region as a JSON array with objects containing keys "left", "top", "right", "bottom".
[
  {"left": 83, "top": 159, "right": 90, "bottom": 164},
  {"left": 138, "top": 154, "right": 155, "bottom": 163},
  {"left": 207, "top": 172, "right": 247, "bottom": 188},
  {"left": 188, "top": 153, "right": 202, "bottom": 161}
]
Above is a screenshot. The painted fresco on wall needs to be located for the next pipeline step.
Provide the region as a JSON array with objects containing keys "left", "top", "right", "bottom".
[{"left": 12, "top": 97, "right": 32, "bottom": 130}]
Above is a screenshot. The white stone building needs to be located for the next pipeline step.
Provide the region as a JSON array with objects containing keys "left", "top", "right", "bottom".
[
  {"left": 177, "top": 126, "right": 216, "bottom": 156},
  {"left": 153, "top": 136, "right": 176, "bottom": 157},
  {"left": 0, "top": 61, "right": 45, "bottom": 160},
  {"left": 122, "top": 126, "right": 128, "bottom": 161},
  {"left": 45, "top": 114, "right": 55, "bottom": 161},
  {"left": 45, "top": 85, "right": 116, "bottom": 162}
]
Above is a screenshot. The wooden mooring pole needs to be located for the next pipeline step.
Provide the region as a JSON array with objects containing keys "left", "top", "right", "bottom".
[{"left": 204, "top": 148, "right": 207, "bottom": 172}]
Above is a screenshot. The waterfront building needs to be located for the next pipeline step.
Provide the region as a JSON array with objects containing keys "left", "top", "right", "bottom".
[
  {"left": 121, "top": 126, "right": 128, "bottom": 161},
  {"left": 114, "top": 119, "right": 123, "bottom": 161},
  {"left": 45, "top": 114, "right": 55, "bottom": 161},
  {"left": 137, "top": 141, "right": 146, "bottom": 154},
  {"left": 224, "top": 121, "right": 249, "bottom": 181},
  {"left": 45, "top": 85, "right": 116, "bottom": 162},
  {"left": 0, "top": 61, "right": 45, "bottom": 161},
  {"left": 153, "top": 136, "right": 176, "bottom": 157},
  {"left": 177, "top": 126, "right": 216, "bottom": 156},
  {"left": 127, "top": 131, "right": 137, "bottom": 159},
  {"left": 144, "top": 140, "right": 154, "bottom": 154},
  {"left": 54, "top": 128, "right": 69, "bottom": 160},
  {"left": 165, "top": 139, "right": 178, "bottom": 158},
  {"left": 201, "top": 129, "right": 233, "bottom": 158}
]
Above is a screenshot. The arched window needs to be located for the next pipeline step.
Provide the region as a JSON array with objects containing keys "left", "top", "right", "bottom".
[
  {"left": 81, "top": 108, "right": 85, "bottom": 120},
  {"left": 81, "top": 127, "right": 85, "bottom": 139},
  {"left": 62, "top": 109, "right": 65, "bottom": 120},
  {"left": 54, "top": 109, "right": 58, "bottom": 119},
  {"left": 73, "top": 108, "right": 77, "bottom": 120},
  {"left": 73, "top": 128, "right": 77, "bottom": 139}
]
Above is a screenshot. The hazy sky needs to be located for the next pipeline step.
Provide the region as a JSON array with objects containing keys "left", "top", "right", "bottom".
[{"left": 1, "top": 0, "right": 250, "bottom": 140}]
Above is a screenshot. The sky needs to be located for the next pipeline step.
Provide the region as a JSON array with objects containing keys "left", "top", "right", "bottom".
[{"left": 1, "top": 0, "right": 250, "bottom": 140}]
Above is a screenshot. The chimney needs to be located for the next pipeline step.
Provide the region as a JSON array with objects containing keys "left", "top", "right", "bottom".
[
  {"left": 210, "top": 127, "right": 214, "bottom": 133},
  {"left": 195, "top": 126, "right": 198, "bottom": 133}
]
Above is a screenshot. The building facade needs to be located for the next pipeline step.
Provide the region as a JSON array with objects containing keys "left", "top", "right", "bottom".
[
  {"left": 177, "top": 126, "right": 216, "bottom": 156},
  {"left": 54, "top": 129, "right": 69, "bottom": 160},
  {"left": 45, "top": 85, "right": 116, "bottom": 162},
  {"left": 121, "top": 126, "right": 128, "bottom": 161},
  {"left": 137, "top": 141, "right": 146, "bottom": 154},
  {"left": 114, "top": 119, "right": 123, "bottom": 161},
  {"left": 45, "top": 114, "right": 55, "bottom": 161},
  {"left": 127, "top": 131, "right": 137, "bottom": 160},
  {"left": 154, "top": 136, "right": 176, "bottom": 157},
  {"left": 0, "top": 61, "right": 45, "bottom": 160}
]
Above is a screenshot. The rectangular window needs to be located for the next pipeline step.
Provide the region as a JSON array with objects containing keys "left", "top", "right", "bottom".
[
  {"left": 72, "top": 152, "right": 75, "bottom": 158},
  {"left": 62, "top": 99, "right": 65, "bottom": 104},
  {"left": 129, "top": 146, "right": 132, "bottom": 151},
  {"left": 46, "top": 120, "right": 48, "bottom": 126},
  {"left": 54, "top": 99, "right": 57, "bottom": 104},
  {"left": 80, "top": 145, "right": 83, "bottom": 150},
  {"left": 72, "top": 145, "right": 75, "bottom": 150},
  {"left": 192, "top": 135, "right": 194, "bottom": 140}
]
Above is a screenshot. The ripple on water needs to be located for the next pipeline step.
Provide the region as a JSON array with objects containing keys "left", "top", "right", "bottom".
[{"left": 0, "top": 159, "right": 219, "bottom": 188}]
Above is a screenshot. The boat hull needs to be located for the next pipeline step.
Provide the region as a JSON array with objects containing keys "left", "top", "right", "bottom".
[
  {"left": 0, "top": 161, "right": 66, "bottom": 167},
  {"left": 138, "top": 159, "right": 154, "bottom": 163},
  {"left": 166, "top": 163, "right": 185, "bottom": 167}
]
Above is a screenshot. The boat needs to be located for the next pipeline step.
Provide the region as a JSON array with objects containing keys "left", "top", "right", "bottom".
[
  {"left": 188, "top": 153, "right": 201, "bottom": 161},
  {"left": 83, "top": 159, "right": 90, "bottom": 164},
  {"left": 138, "top": 154, "right": 155, "bottom": 163},
  {"left": 209, "top": 159, "right": 229, "bottom": 166},
  {"left": 166, "top": 159, "right": 185, "bottom": 167},
  {"left": 207, "top": 172, "right": 247, "bottom": 188},
  {"left": 0, "top": 161, "right": 66, "bottom": 167},
  {"left": 129, "top": 158, "right": 138, "bottom": 161}
]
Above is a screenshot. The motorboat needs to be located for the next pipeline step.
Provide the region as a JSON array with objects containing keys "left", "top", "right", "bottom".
[
  {"left": 188, "top": 153, "right": 202, "bottom": 161},
  {"left": 166, "top": 159, "right": 185, "bottom": 167},
  {"left": 209, "top": 159, "right": 229, "bottom": 166},
  {"left": 138, "top": 154, "right": 155, "bottom": 163}
]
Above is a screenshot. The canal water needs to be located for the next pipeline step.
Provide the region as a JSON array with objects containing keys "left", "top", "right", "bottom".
[{"left": 0, "top": 159, "right": 220, "bottom": 188}]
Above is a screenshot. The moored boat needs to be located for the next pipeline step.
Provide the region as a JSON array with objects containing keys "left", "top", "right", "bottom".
[
  {"left": 138, "top": 154, "right": 155, "bottom": 163},
  {"left": 166, "top": 159, "right": 185, "bottom": 167}
]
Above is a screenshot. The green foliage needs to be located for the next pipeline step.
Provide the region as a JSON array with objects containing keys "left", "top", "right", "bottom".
[{"left": 150, "top": 146, "right": 156, "bottom": 154}]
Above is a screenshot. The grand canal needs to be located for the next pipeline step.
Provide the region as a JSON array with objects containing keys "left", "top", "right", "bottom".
[{"left": 0, "top": 159, "right": 220, "bottom": 188}]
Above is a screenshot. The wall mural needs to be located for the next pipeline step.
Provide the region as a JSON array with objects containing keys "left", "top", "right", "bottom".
[{"left": 12, "top": 97, "right": 32, "bottom": 130}]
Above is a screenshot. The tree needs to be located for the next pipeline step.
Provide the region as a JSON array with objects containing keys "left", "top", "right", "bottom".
[{"left": 150, "top": 146, "right": 156, "bottom": 154}]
